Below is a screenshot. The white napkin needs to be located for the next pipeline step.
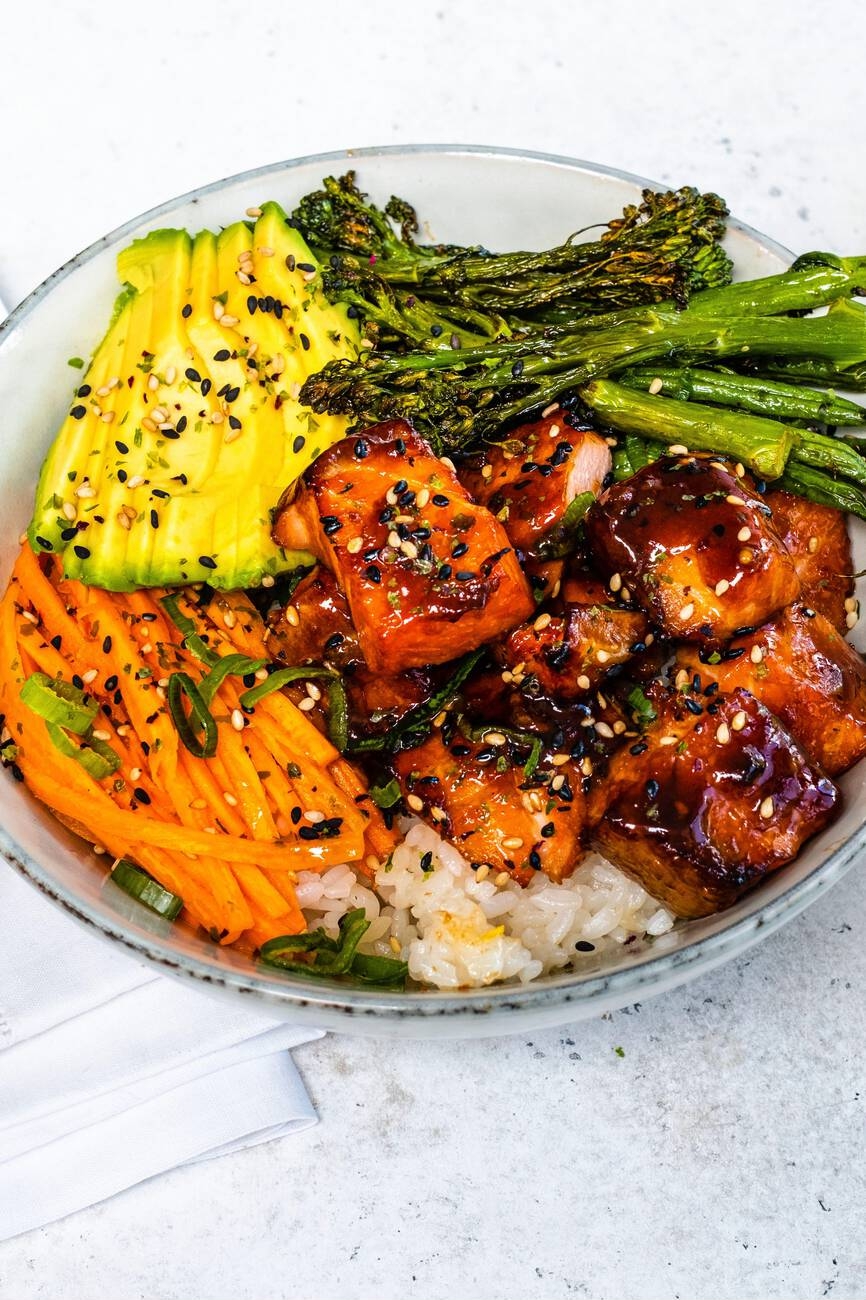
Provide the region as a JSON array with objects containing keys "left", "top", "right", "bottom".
[{"left": 0, "top": 863, "right": 323, "bottom": 1241}]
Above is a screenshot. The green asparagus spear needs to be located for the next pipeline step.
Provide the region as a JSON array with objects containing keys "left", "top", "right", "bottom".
[{"left": 616, "top": 365, "right": 866, "bottom": 426}]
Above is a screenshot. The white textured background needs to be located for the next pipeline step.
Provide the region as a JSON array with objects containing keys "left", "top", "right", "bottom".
[{"left": 2, "top": 2, "right": 866, "bottom": 1297}]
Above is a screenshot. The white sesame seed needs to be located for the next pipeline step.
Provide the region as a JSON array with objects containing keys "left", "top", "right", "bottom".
[
  {"left": 165, "top": 366, "right": 177, "bottom": 384},
  {"left": 731, "top": 710, "right": 748, "bottom": 732},
  {"left": 675, "top": 668, "right": 690, "bottom": 689},
  {"left": 552, "top": 753, "right": 570, "bottom": 766},
  {"left": 305, "top": 681, "right": 322, "bottom": 701},
  {"left": 224, "top": 427, "right": 243, "bottom": 444},
  {"left": 679, "top": 603, "right": 695, "bottom": 621},
  {"left": 257, "top": 245, "right": 274, "bottom": 257},
  {"left": 389, "top": 936, "right": 403, "bottom": 955},
  {"left": 501, "top": 670, "right": 514, "bottom": 684},
  {"left": 596, "top": 649, "right": 611, "bottom": 664},
  {"left": 726, "top": 494, "right": 746, "bottom": 507},
  {"left": 430, "top": 806, "right": 447, "bottom": 822},
  {"left": 236, "top": 270, "right": 252, "bottom": 285},
  {"left": 750, "top": 645, "right": 764, "bottom": 664},
  {"left": 542, "top": 403, "right": 560, "bottom": 418},
  {"left": 61, "top": 501, "right": 77, "bottom": 521},
  {"left": 74, "top": 483, "right": 96, "bottom": 499},
  {"left": 96, "top": 384, "right": 111, "bottom": 397},
  {"left": 480, "top": 463, "right": 493, "bottom": 480},
  {"left": 91, "top": 728, "right": 111, "bottom": 741},
  {"left": 416, "top": 487, "right": 430, "bottom": 508},
  {"left": 808, "top": 536, "right": 819, "bottom": 554},
  {"left": 551, "top": 774, "right": 565, "bottom": 791},
  {"left": 246, "top": 206, "right": 263, "bottom": 217},
  {"left": 609, "top": 573, "right": 622, "bottom": 593},
  {"left": 285, "top": 606, "right": 300, "bottom": 627},
  {"left": 130, "top": 767, "right": 142, "bottom": 781},
  {"left": 387, "top": 530, "right": 401, "bottom": 549},
  {"left": 20, "top": 608, "right": 38, "bottom": 624},
  {"left": 223, "top": 791, "right": 238, "bottom": 807},
  {"left": 220, "top": 314, "right": 239, "bottom": 327},
  {"left": 716, "top": 722, "right": 731, "bottom": 744},
  {"left": 406, "top": 793, "right": 424, "bottom": 812},
  {"left": 147, "top": 374, "right": 159, "bottom": 391},
  {"left": 440, "top": 457, "right": 456, "bottom": 472},
  {"left": 596, "top": 721, "right": 615, "bottom": 739},
  {"left": 648, "top": 377, "right": 664, "bottom": 396},
  {"left": 297, "top": 697, "right": 315, "bottom": 712},
  {"left": 401, "top": 540, "right": 419, "bottom": 559},
  {"left": 141, "top": 416, "right": 158, "bottom": 433},
  {"left": 485, "top": 731, "right": 507, "bottom": 746},
  {"left": 140, "top": 642, "right": 153, "bottom": 655},
  {"left": 261, "top": 574, "right": 275, "bottom": 588},
  {"left": 116, "top": 512, "right": 131, "bottom": 530},
  {"left": 302, "top": 269, "right": 316, "bottom": 283},
  {"left": 613, "top": 720, "right": 627, "bottom": 734},
  {"left": 502, "top": 836, "right": 523, "bottom": 850},
  {"left": 659, "top": 735, "right": 678, "bottom": 746},
  {"left": 739, "top": 548, "right": 754, "bottom": 565},
  {"left": 668, "top": 443, "right": 689, "bottom": 455},
  {"left": 760, "top": 796, "right": 774, "bottom": 820},
  {"left": 737, "top": 526, "right": 752, "bottom": 542},
  {"left": 533, "top": 612, "right": 552, "bottom": 632},
  {"left": 432, "top": 710, "right": 448, "bottom": 727},
  {"left": 385, "top": 489, "right": 398, "bottom": 505},
  {"left": 231, "top": 708, "right": 245, "bottom": 730},
  {"left": 255, "top": 667, "right": 268, "bottom": 681},
  {"left": 577, "top": 674, "right": 591, "bottom": 691},
  {"left": 734, "top": 462, "right": 745, "bottom": 478},
  {"left": 475, "top": 863, "right": 490, "bottom": 882},
  {"left": 346, "top": 536, "right": 363, "bottom": 554},
  {"left": 92, "top": 845, "right": 106, "bottom": 856},
  {"left": 81, "top": 668, "right": 98, "bottom": 684},
  {"left": 844, "top": 596, "right": 857, "bottom": 612},
  {"left": 222, "top": 609, "right": 237, "bottom": 629},
  {"left": 645, "top": 633, "right": 655, "bottom": 647},
  {"left": 190, "top": 798, "right": 208, "bottom": 810},
  {"left": 715, "top": 578, "right": 730, "bottom": 596},
  {"left": 304, "top": 810, "right": 325, "bottom": 823},
  {"left": 210, "top": 411, "right": 225, "bottom": 425},
  {"left": 847, "top": 610, "right": 859, "bottom": 630},
  {"left": 580, "top": 757, "right": 594, "bottom": 776},
  {"left": 289, "top": 382, "right": 302, "bottom": 400}
]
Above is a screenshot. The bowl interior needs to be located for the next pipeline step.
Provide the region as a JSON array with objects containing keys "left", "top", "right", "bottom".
[{"left": 1, "top": 145, "right": 863, "bottom": 1035}]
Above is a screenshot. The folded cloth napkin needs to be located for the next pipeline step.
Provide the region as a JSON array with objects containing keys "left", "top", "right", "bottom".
[{"left": 0, "top": 863, "right": 323, "bottom": 1241}]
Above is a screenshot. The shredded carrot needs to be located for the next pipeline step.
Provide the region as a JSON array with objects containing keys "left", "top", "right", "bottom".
[{"left": 0, "top": 544, "right": 384, "bottom": 948}]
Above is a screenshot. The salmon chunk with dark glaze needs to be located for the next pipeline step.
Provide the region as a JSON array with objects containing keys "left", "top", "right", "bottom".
[
  {"left": 587, "top": 686, "right": 838, "bottom": 918},
  {"left": 459, "top": 414, "right": 612, "bottom": 558},
  {"left": 765, "top": 489, "right": 853, "bottom": 633},
  {"left": 393, "top": 730, "right": 585, "bottom": 885},
  {"left": 675, "top": 604, "right": 866, "bottom": 775},
  {"left": 265, "top": 566, "right": 437, "bottom": 739},
  {"left": 584, "top": 455, "right": 800, "bottom": 642},
  {"left": 497, "top": 572, "right": 651, "bottom": 701},
  {"left": 273, "top": 419, "right": 534, "bottom": 673}
]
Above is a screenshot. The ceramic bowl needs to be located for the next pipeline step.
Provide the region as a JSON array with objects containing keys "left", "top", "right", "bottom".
[{"left": 1, "top": 145, "right": 863, "bottom": 1037}]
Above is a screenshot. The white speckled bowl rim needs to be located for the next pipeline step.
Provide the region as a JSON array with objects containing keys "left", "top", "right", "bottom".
[{"left": 1, "top": 143, "right": 863, "bottom": 1037}]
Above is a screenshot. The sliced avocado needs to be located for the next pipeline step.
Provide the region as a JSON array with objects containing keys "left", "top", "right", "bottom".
[{"left": 28, "top": 209, "right": 360, "bottom": 591}]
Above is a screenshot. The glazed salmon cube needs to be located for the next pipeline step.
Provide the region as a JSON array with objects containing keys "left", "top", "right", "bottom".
[
  {"left": 392, "top": 730, "right": 586, "bottom": 885},
  {"left": 765, "top": 489, "right": 853, "bottom": 633},
  {"left": 674, "top": 603, "right": 866, "bottom": 775},
  {"left": 497, "top": 573, "right": 651, "bottom": 700},
  {"left": 584, "top": 456, "right": 800, "bottom": 641},
  {"left": 273, "top": 420, "right": 534, "bottom": 673},
  {"left": 588, "top": 686, "right": 838, "bottom": 918},
  {"left": 459, "top": 414, "right": 612, "bottom": 558}
]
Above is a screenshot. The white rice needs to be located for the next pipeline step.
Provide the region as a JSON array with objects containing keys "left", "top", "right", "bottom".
[{"left": 296, "top": 821, "right": 674, "bottom": 990}]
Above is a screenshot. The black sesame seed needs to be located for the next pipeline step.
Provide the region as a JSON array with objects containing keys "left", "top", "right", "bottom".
[
  {"left": 393, "top": 479, "right": 408, "bottom": 495},
  {"left": 430, "top": 324, "right": 443, "bottom": 338},
  {"left": 70, "top": 405, "right": 86, "bottom": 420},
  {"left": 133, "top": 787, "right": 151, "bottom": 805},
  {"left": 451, "top": 541, "right": 469, "bottom": 558},
  {"left": 176, "top": 415, "right": 188, "bottom": 432},
  {"left": 247, "top": 295, "right": 258, "bottom": 315},
  {"left": 364, "top": 564, "right": 382, "bottom": 583},
  {"left": 455, "top": 570, "right": 476, "bottom": 581},
  {"left": 419, "top": 850, "right": 434, "bottom": 872},
  {"left": 115, "top": 440, "right": 129, "bottom": 454},
  {"left": 182, "top": 303, "right": 192, "bottom": 318},
  {"left": 214, "top": 349, "right": 231, "bottom": 362},
  {"left": 529, "top": 849, "right": 542, "bottom": 869},
  {"left": 152, "top": 488, "right": 169, "bottom": 499},
  {"left": 575, "top": 940, "right": 595, "bottom": 952},
  {"left": 292, "top": 434, "right": 305, "bottom": 454},
  {"left": 224, "top": 385, "right": 240, "bottom": 404},
  {"left": 324, "top": 633, "right": 345, "bottom": 651},
  {"left": 73, "top": 544, "right": 90, "bottom": 559},
  {"left": 512, "top": 359, "right": 525, "bottom": 379},
  {"left": 299, "top": 333, "right": 310, "bottom": 351},
  {"left": 379, "top": 507, "right": 395, "bottom": 523},
  {"left": 77, "top": 385, "right": 91, "bottom": 398},
  {"left": 321, "top": 516, "right": 342, "bottom": 536},
  {"left": 50, "top": 634, "right": 62, "bottom": 650},
  {"left": 198, "top": 555, "right": 217, "bottom": 570},
  {"left": 630, "top": 740, "right": 649, "bottom": 755},
  {"left": 150, "top": 509, "right": 159, "bottom": 529},
  {"left": 102, "top": 635, "right": 113, "bottom": 654},
  {"left": 60, "top": 527, "right": 77, "bottom": 541},
  {"left": 72, "top": 674, "right": 84, "bottom": 690},
  {"left": 541, "top": 822, "right": 556, "bottom": 838},
  {"left": 354, "top": 438, "right": 369, "bottom": 459},
  {"left": 228, "top": 415, "right": 242, "bottom": 430},
  {"left": 475, "top": 747, "right": 496, "bottom": 763},
  {"left": 438, "top": 563, "right": 452, "bottom": 580},
  {"left": 432, "top": 494, "right": 449, "bottom": 507},
  {"left": 645, "top": 779, "right": 660, "bottom": 799},
  {"left": 185, "top": 367, "right": 201, "bottom": 383}
]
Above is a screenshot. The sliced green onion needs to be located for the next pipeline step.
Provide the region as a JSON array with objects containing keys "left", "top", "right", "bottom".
[
  {"left": 160, "top": 593, "right": 220, "bottom": 667},
  {"left": 197, "top": 653, "right": 267, "bottom": 706},
  {"left": 627, "top": 685, "right": 658, "bottom": 727},
  {"left": 110, "top": 858, "right": 184, "bottom": 920},
  {"left": 260, "top": 908, "right": 370, "bottom": 976},
  {"left": 46, "top": 722, "right": 121, "bottom": 779},
  {"left": 326, "top": 676, "right": 349, "bottom": 752},
  {"left": 368, "top": 777, "right": 403, "bottom": 809},
  {"left": 349, "top": 952, "right": 408, "bottom": 986},
  {"left": 239, "top": 665, "right": 337, "bottom": 708},
  {"left": 167, "top": 672, "right": 218, "bottom": 758},
  {"left": 20, "top": 672, "right": 98, "bottom": 735}
]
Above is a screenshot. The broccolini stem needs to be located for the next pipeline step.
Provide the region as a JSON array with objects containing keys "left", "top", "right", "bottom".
[
  {"left": 779, "top": 460, "right": 866, "bottom": 521},
  {"left": 579, "top": 379, "right": 795, "bottom": 479},
  {"left": 616, "top": 365, "right": 866, "bottom": 426},
  {"left": 790, "top": 428, "right": 866, "bottom": 486}
]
